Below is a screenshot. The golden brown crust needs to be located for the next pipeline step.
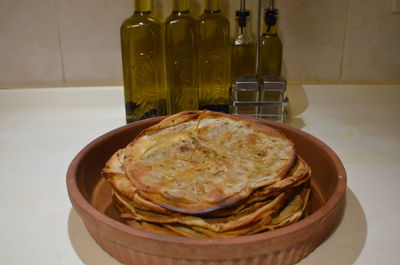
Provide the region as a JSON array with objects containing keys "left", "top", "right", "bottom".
[
  {"left": 113, "top": 190, "right": 291, "bottom": 233},
  {"left": 202, "top": 156, "right": 310, "bottom": 217},
  {"left": 197, "top": 111, "right": 286, "bottom": 139},
  {"left": 102, "top": 149, "right": 126, "bottom": 177},
  {"left": 105, "top": 153, "right": 311, "bottom": 218},
  {"left": 102, "top": 111, "right": 312, "bottom": 238},
  {"left": 105, "top": 110, "right": 297, "bottom": 215},
  {"left": 128, "top": 110, "right": 203, "bottom": 144},
  {"left": 146, "top": 110, "right": 202, "bottom": 132},
  {"left": 112, "top": 183, "right": 311, "bottom": 237}
]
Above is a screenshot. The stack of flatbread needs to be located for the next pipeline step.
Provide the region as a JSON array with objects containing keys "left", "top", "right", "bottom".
[{"left": 102, "top": 110, "right": 311, "bottom": 238}]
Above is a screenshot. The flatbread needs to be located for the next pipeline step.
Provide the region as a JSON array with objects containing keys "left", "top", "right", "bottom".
[
  {"left": 120, "top": 110, "right": 296, "bottom": 214},
  {"left": 102, "top": 110, "right": 312, "bottom": 238},
  {"left": 113, "top": 190, "right": 290, "bottom": 233},
  {"left": 104, "top": 155, "right": 310, "bottom": 217},
  {"left": 115, "top": 184, "right": 311, "bottom": 238}
]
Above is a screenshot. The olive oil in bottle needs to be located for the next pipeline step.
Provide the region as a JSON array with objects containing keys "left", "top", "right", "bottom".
[
  {"left": 199, "top": 0, "right": 230, "bottom": 113},
  {"left": 231, "top": 0, "right": 256, "bottom": 77},
  {"left": 120, "top": 0, "right": 166, "bottom": 123},
  {"left": 259, "top": 0, "right": 282, "bottom": 77},
  {"left": 165, "top": 0, "right": 200, "bottom": 114}
]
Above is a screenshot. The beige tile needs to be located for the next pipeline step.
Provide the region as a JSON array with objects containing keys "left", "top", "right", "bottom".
[
  {"left": 0, "top": 0, "right": 63, "bottom": 86},
  {"left": 56, "top": 0, "right": 133, "bottom": 83},
  {"left": 277, "top": 0, "right": 348, "bottom": 81},
  {"left": 342, "top": 0, "right": 400, "bottom": 82},
  {"left": 56, "top": 0, "right": 260, "bottom": 84}
]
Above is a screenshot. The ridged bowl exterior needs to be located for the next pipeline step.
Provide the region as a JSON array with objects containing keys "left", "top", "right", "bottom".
[{"left": 67, "top": 116, "right": 347, "bottom": 265}]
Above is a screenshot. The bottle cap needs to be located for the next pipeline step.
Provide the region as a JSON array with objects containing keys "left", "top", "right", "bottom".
[
  {"left": 236, "top": 10, "right": 250, "bottom": 28},
  {"left": 233, "top": 76, "right": 259, "bottom": 91},
  {"left": 261, "top": 76, "right": 286, "bottom": 93},
  {"left": 265, "top": 8, "right": 278, "bottom": 31}
]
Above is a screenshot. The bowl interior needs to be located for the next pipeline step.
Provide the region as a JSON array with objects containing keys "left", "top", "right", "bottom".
[{"left": 72, "top": 117, "right": 345, "bottom": 235}]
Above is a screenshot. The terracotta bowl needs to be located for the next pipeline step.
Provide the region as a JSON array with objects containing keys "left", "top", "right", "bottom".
[{"left": 67, "top": 116, "right": 347, "bottom": 265}]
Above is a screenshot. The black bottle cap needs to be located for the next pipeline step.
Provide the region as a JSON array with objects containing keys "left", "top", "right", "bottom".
[
  {"left": 236, "top": 10, "right": 250, "bottom": 28},
  {"left": 265, "top": 8, "right": 278, "bottom": 31}
]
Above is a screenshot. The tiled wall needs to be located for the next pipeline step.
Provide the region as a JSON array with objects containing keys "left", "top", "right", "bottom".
[{"left": 0, "top": 0, "right": 399, "bottom": 87}]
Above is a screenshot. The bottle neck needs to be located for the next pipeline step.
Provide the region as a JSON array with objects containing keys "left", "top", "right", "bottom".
[
  {"left": 134, "top": 0, "right": 151, "bottom": 13},
  {"left": 236, "top": 19, "right": 250, "bottom": 36},
  {"left": 205, "top": 0, "right": 221, "bottom": 12},
  {"left": 263, "top": 24, "right": 278, "bottom": 36},
  {"left": 173, "top": 0, "right": 189, "bottom": 12},
  {"left": 235, "top": 9, "right": 250, "bottom": 36}
]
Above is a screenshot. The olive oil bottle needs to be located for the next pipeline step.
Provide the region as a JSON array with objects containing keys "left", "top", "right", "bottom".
[
  {"left": 120, "top": 0, "right": 166, "bottom": 123},
  {"left": 259, "top": 0, "right": 282, "bottom": 77},
  {"left": 165, "top": 0, "right": 200, "bottom": 114},
  {"left": 231, "top": 0, "right": 256, "bottom": 77},
  {"left": 199, "top": 0, "right": 230, "bottom": 113}
]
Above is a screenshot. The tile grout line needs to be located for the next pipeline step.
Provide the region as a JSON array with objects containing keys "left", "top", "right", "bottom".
[
  {"left": 54, "top": 0, "right": 66, "bottom": 83},
  {"left": 339, "top": 0, "right": 352, "bottom": 82}
]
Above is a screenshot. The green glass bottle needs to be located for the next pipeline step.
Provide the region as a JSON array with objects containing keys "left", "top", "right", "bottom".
[
  {"left": 165, "top": 0, "right": 200, "bottom": 114},
  {"left": 120, "top": 0, "right": 166, "bottom": 123},
  {"left": 231, "top": 0, "right": 256, "bottom": 77},
  {"left": 259, "top": 2, "right": 282, "bottom": 77},
  {"left": 198, "top": 0, "right": 230, "bottom": 113}
]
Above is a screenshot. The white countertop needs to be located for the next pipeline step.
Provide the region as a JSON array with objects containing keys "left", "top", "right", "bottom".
[{"left": 0, "top": 84, "right": 399, "bottom": 265}]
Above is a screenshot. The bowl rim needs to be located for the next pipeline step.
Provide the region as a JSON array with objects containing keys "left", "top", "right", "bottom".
[{"left": 66, "top": 116, "right": 347, "bottom": 246}]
